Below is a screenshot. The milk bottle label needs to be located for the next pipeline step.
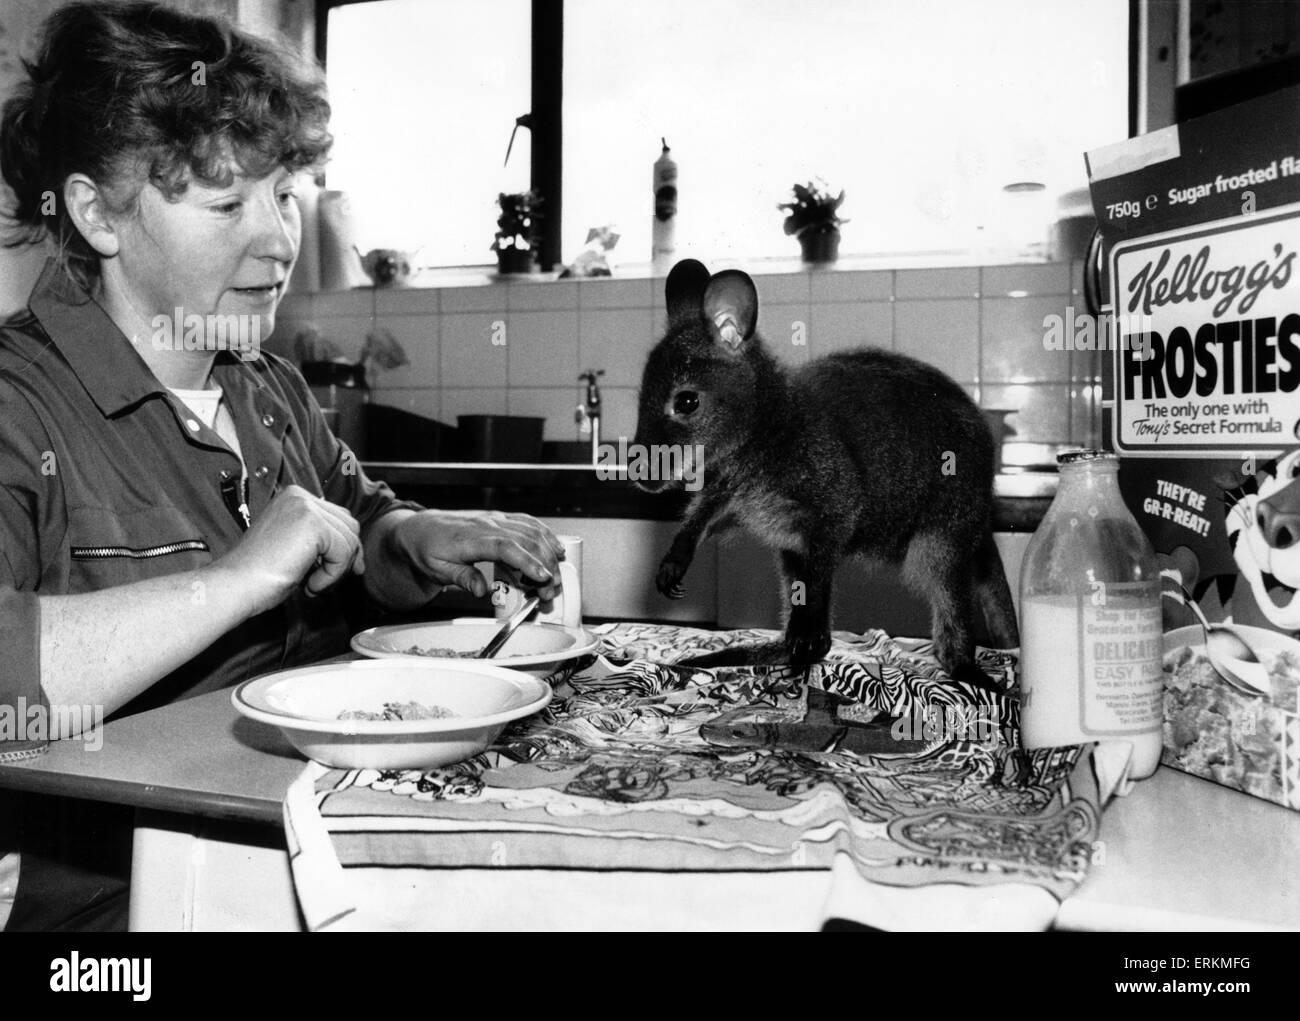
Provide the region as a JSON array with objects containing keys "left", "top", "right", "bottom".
[
  {"left": 1076, "top": 596, "right": 1164, "bottom": 735},
  {"left": 1021, "top": 582, "right": 1163, "bottom": 745}
]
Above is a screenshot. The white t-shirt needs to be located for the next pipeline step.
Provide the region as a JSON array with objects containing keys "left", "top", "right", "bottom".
[
  {"left": 170, "top": 386, "right": 246, "bottom": 471},
  {"left": 172, "top": 386, "right": 250, "bottom": 529}
]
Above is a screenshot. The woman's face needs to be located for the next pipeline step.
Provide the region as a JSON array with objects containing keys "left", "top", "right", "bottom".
[{"left": 106, "top": 163, "right": 301, "bottom": 345}]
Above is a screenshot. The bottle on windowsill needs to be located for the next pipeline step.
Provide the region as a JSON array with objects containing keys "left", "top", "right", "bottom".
[{"left": 651, "top": 138, "right": 677, "bottom": 275}]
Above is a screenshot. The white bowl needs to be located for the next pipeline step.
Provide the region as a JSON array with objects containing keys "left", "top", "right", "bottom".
[
  {"left": 350, "top": 617, "right": 598, "bottom": 679},
  {"left": 232, "top": 659, "right": 552, "bottom": 769},
  {"left": 1164, "top": 623, "right": 1300, "bottom": 659}
]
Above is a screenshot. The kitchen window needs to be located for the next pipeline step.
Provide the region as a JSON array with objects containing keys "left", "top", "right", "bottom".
[
  {"left": 322, "top": 0, "right": 534, "bottom": 269},
  {"left": 321, "top": 0, "right": 1129, "bottom": 271}
]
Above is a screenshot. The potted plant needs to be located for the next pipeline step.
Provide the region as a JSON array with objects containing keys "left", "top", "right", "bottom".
[
  {"left": 779, "top": 179, "right": 847, "bottom": 264},
  {"left": 492, "top": 190, "right": 543, "bottom": 274}
]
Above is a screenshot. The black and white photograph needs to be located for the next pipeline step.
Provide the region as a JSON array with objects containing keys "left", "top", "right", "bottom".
[{"left": 0, "top": 0, "right": 1294, "bottom": 968}]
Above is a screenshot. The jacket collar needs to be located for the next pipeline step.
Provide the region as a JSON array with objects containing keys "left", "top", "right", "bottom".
[
  {"left": 26, "top": 258, "right": 278, "bottom": 417},
  {"left": 27, "top": 258, "right": 168, "bottom": 417}
]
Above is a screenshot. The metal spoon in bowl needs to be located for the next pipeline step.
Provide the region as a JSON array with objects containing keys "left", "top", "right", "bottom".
[
  {"left": 478, "top": 595, "right": 540, "bottom": 659},
  {"left": 1160, "top": 572, "right": 1270, "bottom": 697}
]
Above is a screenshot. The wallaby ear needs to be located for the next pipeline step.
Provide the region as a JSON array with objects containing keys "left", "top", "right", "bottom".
[
  {"left": 703, "top": 270, "right": 758, "bottom": 353},
  {"left": 665, "top": 259, "right": 710, "bottom": 326}
]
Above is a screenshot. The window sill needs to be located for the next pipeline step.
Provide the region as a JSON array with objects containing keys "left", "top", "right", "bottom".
[{"left": 306, "top": 250, "right": 1064, "bottom": 296}]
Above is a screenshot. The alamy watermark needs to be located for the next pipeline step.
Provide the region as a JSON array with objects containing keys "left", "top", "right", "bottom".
[
  {"left": 596, "top": 438, "right": 704, "bottom": 492},
  {"left": 50, "top": 953, "right": 150, "bottom": 1000},
  {"left": 890, "top": 703, "right": 1002, "bottom": 743},
  {"left": 150, "top": 308, "right": 262, "bottom": 361},
  {"left": 0, "top": 697, "right": 104, "bottom": 750},
  {"left": 1042, "top": 305, "right": 1153, "bottom": 357}
]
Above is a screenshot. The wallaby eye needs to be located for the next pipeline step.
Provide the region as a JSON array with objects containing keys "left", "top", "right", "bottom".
[{"left": 672, "top": 391, "right": 700, "bottom": 416}]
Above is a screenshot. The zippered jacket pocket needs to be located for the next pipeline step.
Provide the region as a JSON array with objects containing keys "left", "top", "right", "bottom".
[
  {"left": 67, "top": 506, "right": 215, "bottom": 589},
  {"left": 70, "top": 539, "right": 209, "bottom": 560}
]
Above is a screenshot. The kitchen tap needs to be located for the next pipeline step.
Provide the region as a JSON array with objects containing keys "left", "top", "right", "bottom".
[{"left": 575, "top": 369, "right": 605, "bottom": 465}]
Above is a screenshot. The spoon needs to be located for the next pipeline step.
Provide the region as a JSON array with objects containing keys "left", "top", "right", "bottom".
[
  {"left": 478, "top": 595, "right": 540, "bottom": 659},
  {"left": 1159, "top": 571, "right": 1271, "bottom": 697}
]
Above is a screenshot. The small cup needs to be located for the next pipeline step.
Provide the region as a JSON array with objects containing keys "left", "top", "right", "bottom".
[{"left": 487, "top": 534, "right": 583, "bottom": 628}]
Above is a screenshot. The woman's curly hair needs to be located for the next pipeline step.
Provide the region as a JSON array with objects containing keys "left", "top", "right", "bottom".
[{"left": 0, "top": 0, "right": 332, "bottom": 291}]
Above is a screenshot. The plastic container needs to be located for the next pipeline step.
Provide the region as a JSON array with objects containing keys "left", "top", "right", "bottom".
[
  {"left": 1018, "top": 449, "right": 1163, "bottom": 779},
  {"left": 365, "top": 405, "right": 458, "bottom": 461},
  {"left": 456, "top": 415, "right": 545, "bottom": 463},
  {"left": 302, "top": 359, "right": 367, "bottom": 458}
]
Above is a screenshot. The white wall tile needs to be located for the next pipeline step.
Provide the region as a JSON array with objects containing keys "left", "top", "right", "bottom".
[
  {"left": 441, "top": 285, "right": 509, "bottom": 313},
  {"left": 312, "top": 289, "right": 375, "bottom": 319},
  {"left": 264, "top": 309, "right": 311, "bottom": 357},
  {"left": 276, "top": 292, "right": 314, "bottom": 319},
  {"left": 980, "top": 262, "right": 1070, "bottom": 297},
  {"left": 375, "top": 286, "right": 440, "bottom": 317},
  {"left": 505, "top": 310, "right": 580, "bottom": 386},
  {"left": 369, "top": 314, "right": 439, "bottom": 389},
  {"left": 895, "top": 267, "right": 980, "bottom": 299},
  {"left": 440, "top": 387, "right": 507, "bottom": 421},
  {"left": 810, "top": 269, "right": 893, "bottom": 303},
  {"left": 507, "top": 279, "right": 579, "bottom": 310},
  {"left": 759, "top": 303, "right": 812, "bottom": 365},
  {"left": 756, "top": 272, "right": 811, "bottom": 304},
  {"left": 579, "top": 308, "right": 655, "bottom": 387},
  {"left": 286, "top": 315, "right": 372, "bottom": 363},
  {"left": 981, "top": 296, "right": 1072, "bottom": 383},
  {"left": 370, "top": 388, "right": 441, "bottom": 421},
  {"left": 594, "top": 386, "right": 641, "bottom": 443},
  {"left": 440, "top": 313, "right": 507, "bottom": 387},
  {"left": 1069, "top": 258, "right": 1087, "bottom": 297},
  {"left": 578, "top": 277, "right": 654, "bottom": 309},
  {"left": 650, "top": 270, "right": 672, "bottom": 322},
  {"left": 809, "top": 301, "right": 893, "bottom": 356},
  {"left": 894, "top": 299, "right": 980, "bottom": 382}
]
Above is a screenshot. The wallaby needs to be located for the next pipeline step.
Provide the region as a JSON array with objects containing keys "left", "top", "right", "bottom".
[{"left": 632, "top": 259, "right": 1019, "bottom": 690}]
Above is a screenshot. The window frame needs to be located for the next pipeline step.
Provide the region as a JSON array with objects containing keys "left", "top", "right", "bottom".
[
  {"left": 317, "top": 0, "right": 1137, "bottom": 274},
  {"left": 316, "top": 0, "right": 564, "bottom": 270}
]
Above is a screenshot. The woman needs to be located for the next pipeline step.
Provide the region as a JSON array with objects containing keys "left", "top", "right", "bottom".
[{"left": 0, "top": 1, "right": 562, "bottom": 929}]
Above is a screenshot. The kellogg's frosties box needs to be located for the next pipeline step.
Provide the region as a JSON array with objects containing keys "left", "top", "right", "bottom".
[{"left": 1087, "top": 84, "right": 1300, "bottom": 810}]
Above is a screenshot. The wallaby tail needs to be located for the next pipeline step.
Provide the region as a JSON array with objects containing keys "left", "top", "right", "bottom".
[{"left": 973, "top": 531, "right": 1020, "bottom": 647}]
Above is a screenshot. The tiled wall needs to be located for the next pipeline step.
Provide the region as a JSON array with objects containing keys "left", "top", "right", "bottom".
[{"left": 270, "top": 261, "right": 1101, "bottom": 454}]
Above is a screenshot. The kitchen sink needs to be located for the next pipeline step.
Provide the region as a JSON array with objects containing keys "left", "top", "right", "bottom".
[{"left": 994, "top": 471, "right": 1058, "bottom": 499}]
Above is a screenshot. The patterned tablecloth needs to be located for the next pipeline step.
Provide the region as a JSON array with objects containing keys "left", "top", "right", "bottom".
[{"left": 284, "top": 624, "right": 1130, "bottom": 931}]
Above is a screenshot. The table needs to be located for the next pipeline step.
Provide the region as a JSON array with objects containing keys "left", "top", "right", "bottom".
[{"left": 1, "top": 685, "right": 1297, "bottom": 931}]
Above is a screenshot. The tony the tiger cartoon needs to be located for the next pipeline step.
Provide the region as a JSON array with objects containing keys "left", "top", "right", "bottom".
[{"left": 1223, "top": 448, "right": 1300, "bottom": 634}]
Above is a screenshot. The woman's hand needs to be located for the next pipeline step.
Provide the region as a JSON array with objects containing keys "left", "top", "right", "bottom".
[
  {"left": 386, "top": 510, "right": 564, "bottom": 602},
  {"left": 212, "top": 484, "right": 365, "bottom": 613}
]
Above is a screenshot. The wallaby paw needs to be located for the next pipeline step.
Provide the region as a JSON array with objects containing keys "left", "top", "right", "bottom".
[
  {"left": 785, "top": 630, "right": 831, "bottom": 666},
  {"left": 656, "top": 559, "right": 688, "bottom": 599}
]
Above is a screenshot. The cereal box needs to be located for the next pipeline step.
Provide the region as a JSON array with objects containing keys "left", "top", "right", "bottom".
[{"left": 1086, "top": 84, "right": 1300, "bottom": 810}]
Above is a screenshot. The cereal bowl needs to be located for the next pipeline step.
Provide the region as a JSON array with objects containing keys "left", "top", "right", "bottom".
[
  {"left": 232, "top": 658, "right": 552, "bottom": 769},
  {"left": 350, "top": 617, "right": 598, "bottom": 680}
]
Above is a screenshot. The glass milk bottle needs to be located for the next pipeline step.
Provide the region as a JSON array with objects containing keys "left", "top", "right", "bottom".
[{"left": 1019, "top": 449, "right": 1163, "bottom": 779}]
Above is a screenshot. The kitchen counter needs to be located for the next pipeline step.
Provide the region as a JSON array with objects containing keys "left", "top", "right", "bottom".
[
  {"left": 365, "top": 462, "right": 1057, "bottom": 530},
  {"left": 1, "top": 685, "right": 1294, "bottom": 930}
]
